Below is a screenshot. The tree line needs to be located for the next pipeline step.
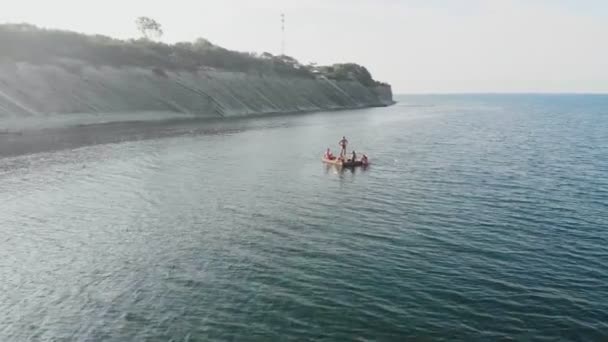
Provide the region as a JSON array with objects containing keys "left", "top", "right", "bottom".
[{"left": 0, "top": 21, "right": 385, "bottom": 86}]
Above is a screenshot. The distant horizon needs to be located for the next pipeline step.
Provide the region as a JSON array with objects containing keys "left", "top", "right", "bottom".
[{"left": 2, "top": 0, "right": 607, "bottom": 93}]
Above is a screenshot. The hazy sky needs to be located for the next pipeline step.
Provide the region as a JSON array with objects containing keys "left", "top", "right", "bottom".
[{"left": 2, "top": 0, "right": 607, "bottom": 93}]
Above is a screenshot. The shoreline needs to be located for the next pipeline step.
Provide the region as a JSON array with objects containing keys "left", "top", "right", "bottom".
[
  {"left": 0, "top": 100, "right": 395, "bottom": 133},
  {"left": 0, "top": 102, "right": 395, "bottom": 158}
]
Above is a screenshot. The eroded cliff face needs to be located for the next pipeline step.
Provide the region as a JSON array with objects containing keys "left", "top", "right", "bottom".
[
  {"left": 373, "top": 84, "right": 395, "bottom": 106},
  {"left": 0, "top": 62, "right": 394, "bottom": 121}
]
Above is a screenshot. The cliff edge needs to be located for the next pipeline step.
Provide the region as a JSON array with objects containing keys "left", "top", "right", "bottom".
[{"left": 0, "top": 24, "right": 394, "bottom": 121}]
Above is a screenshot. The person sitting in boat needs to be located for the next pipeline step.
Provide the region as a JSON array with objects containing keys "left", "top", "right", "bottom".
[
  {"left": 361, "top": 154, "right": 369, "bottom": 165},
  {"left": 351, "top": 150, "right": 357, "bottom": 162},
  {"left": 339, "top": 136, "right": 348, "bottom": 158},
  {"left": 324, "top": 148, "right": 335, "bottom": 160}
]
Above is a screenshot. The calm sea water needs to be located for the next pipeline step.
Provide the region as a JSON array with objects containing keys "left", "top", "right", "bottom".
[{"left": 1, "top": 94, "right": 607, "bottom": 341}]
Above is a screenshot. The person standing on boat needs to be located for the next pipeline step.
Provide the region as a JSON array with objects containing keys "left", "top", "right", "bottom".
[
  {"left": 351, "top": 150, "right": 357, "bottom": 162},
  {"left": 339, "top": 136, "right": 348, "bottom": 158}
]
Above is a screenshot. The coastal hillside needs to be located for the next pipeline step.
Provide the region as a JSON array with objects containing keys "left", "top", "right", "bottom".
[{"left": 0, "top": 24, "right": 394, "bottom": 121}]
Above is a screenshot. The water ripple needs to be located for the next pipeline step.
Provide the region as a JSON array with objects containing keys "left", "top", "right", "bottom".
[{"left": 2, "top": 95, "right": 608, "bottom": 341}]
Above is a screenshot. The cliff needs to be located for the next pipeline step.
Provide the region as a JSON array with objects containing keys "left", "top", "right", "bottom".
[{"left": 0, "top": 24, "right": 394, "bottom": 125}]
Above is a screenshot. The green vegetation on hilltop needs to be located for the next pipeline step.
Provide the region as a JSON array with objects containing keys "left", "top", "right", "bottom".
[
  {"left": 135, "top": 17, "right": 163, "bottom": 40},
  {"left": 0, "top": 23, "right": 387, "bottom": 86},
  {"left": 315, "top": 63, "right": 388, "bottom": 87}
]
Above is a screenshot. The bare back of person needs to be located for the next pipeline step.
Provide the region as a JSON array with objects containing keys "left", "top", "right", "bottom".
[{"left": 339, "top": 136, "right": 348, "bottom": 157}]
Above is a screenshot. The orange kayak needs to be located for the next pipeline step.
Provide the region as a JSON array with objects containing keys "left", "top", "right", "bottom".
[{"left": 322, "top": 156, "right": 368, "bottom": 167}]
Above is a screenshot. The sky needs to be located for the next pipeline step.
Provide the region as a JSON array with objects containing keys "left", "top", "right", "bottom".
[{"left": 1, "top": 0, "right": 607, "bottom": 93}]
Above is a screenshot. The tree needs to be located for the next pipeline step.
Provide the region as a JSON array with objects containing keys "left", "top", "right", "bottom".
[
  {"left": 192, "top": 38, "right": 214, "bottom": 51},
  {"left": 260, "top": 52, "right": 274, "bottom": 59},
  {"left": 324, "top": 63, "right": 376, "bottom": 86},
  {"left": 277, "top": 55, "right": 299, "bottom": 66},
  {"left": 135, "top": 17, "right": 163, "bottom": 40}
]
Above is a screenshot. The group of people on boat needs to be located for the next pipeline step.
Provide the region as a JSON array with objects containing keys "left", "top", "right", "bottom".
[{"left": 324, "top": 136, "right": 368, "bottom": 165}]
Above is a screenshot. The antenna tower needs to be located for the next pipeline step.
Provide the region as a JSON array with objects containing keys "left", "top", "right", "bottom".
[{"left": 281, "top": 13, "right": 285, "bottom": 56}]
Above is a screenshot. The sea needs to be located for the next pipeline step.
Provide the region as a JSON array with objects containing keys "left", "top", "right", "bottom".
[{"left": 1, "top": 94, "right": 607, "bottom": 341}]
